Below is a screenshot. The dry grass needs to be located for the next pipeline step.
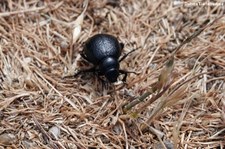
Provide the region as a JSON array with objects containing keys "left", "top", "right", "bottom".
[{"left": 0, "top": 0, "right": 225, "bottom": 148}]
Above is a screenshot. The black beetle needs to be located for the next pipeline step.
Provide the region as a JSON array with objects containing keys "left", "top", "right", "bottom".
[{"left": 76, "top": 33, "right": 135, "bottom": 83}]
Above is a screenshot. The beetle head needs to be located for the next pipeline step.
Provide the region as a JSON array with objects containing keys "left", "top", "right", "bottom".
[
  {"left": 99, "top": 57, "right": 119, "bottom": 83},
  {"left": 105, "top": 68, "right": 119, "bottom": 82}
]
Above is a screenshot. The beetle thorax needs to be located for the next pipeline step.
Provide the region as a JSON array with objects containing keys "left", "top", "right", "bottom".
[{"left": 99, "top": 57, "right": 119, "bottom": 82}]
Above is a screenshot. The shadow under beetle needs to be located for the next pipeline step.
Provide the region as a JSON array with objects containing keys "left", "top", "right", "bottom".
[{"left": 75, "top": 34, "right": 136, "bottom": 83}]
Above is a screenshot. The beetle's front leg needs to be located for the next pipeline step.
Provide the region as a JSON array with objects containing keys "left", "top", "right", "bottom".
[
  {"left": 119, "top": 69, "right": 138, "bottom": 82},
  {"left": 74, "top": 67, "right": 96, "bottom": 77},
  {"left": 119, "top": 48, "right": 138, "bottom": 62}
]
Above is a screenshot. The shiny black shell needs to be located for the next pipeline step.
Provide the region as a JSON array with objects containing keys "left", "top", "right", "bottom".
[{"left": 83, "top": 34, "right": 122, "bottom": 65}]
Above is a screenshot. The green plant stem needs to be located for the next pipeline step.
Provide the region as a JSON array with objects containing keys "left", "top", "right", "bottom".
[{"left": 123, "top": 91, "right": 151, "bottom": 112}]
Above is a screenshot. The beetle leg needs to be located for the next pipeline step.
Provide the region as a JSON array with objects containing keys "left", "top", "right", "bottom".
[
  {"left": 119, "top": 49, "right": 136, "bottom": 62},
  {"left": 120, "top": 43, "right": 124, "bottom": 50},
  {"left": 119, "top": 70, "right": 128, "bottom": 82},
  {"left": 96, "top": 75, "right": 109, "bottom": 89},
  {"left": 119, "top": 69, "right": 138, "bottom": 82},
  {"left": 74, "top": 67, "right": 96, "bottom": 77}
]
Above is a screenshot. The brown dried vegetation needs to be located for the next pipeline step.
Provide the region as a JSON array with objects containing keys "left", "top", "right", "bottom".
[{"left": 0, "top": 0, "right": 225, "bottom": 148}]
